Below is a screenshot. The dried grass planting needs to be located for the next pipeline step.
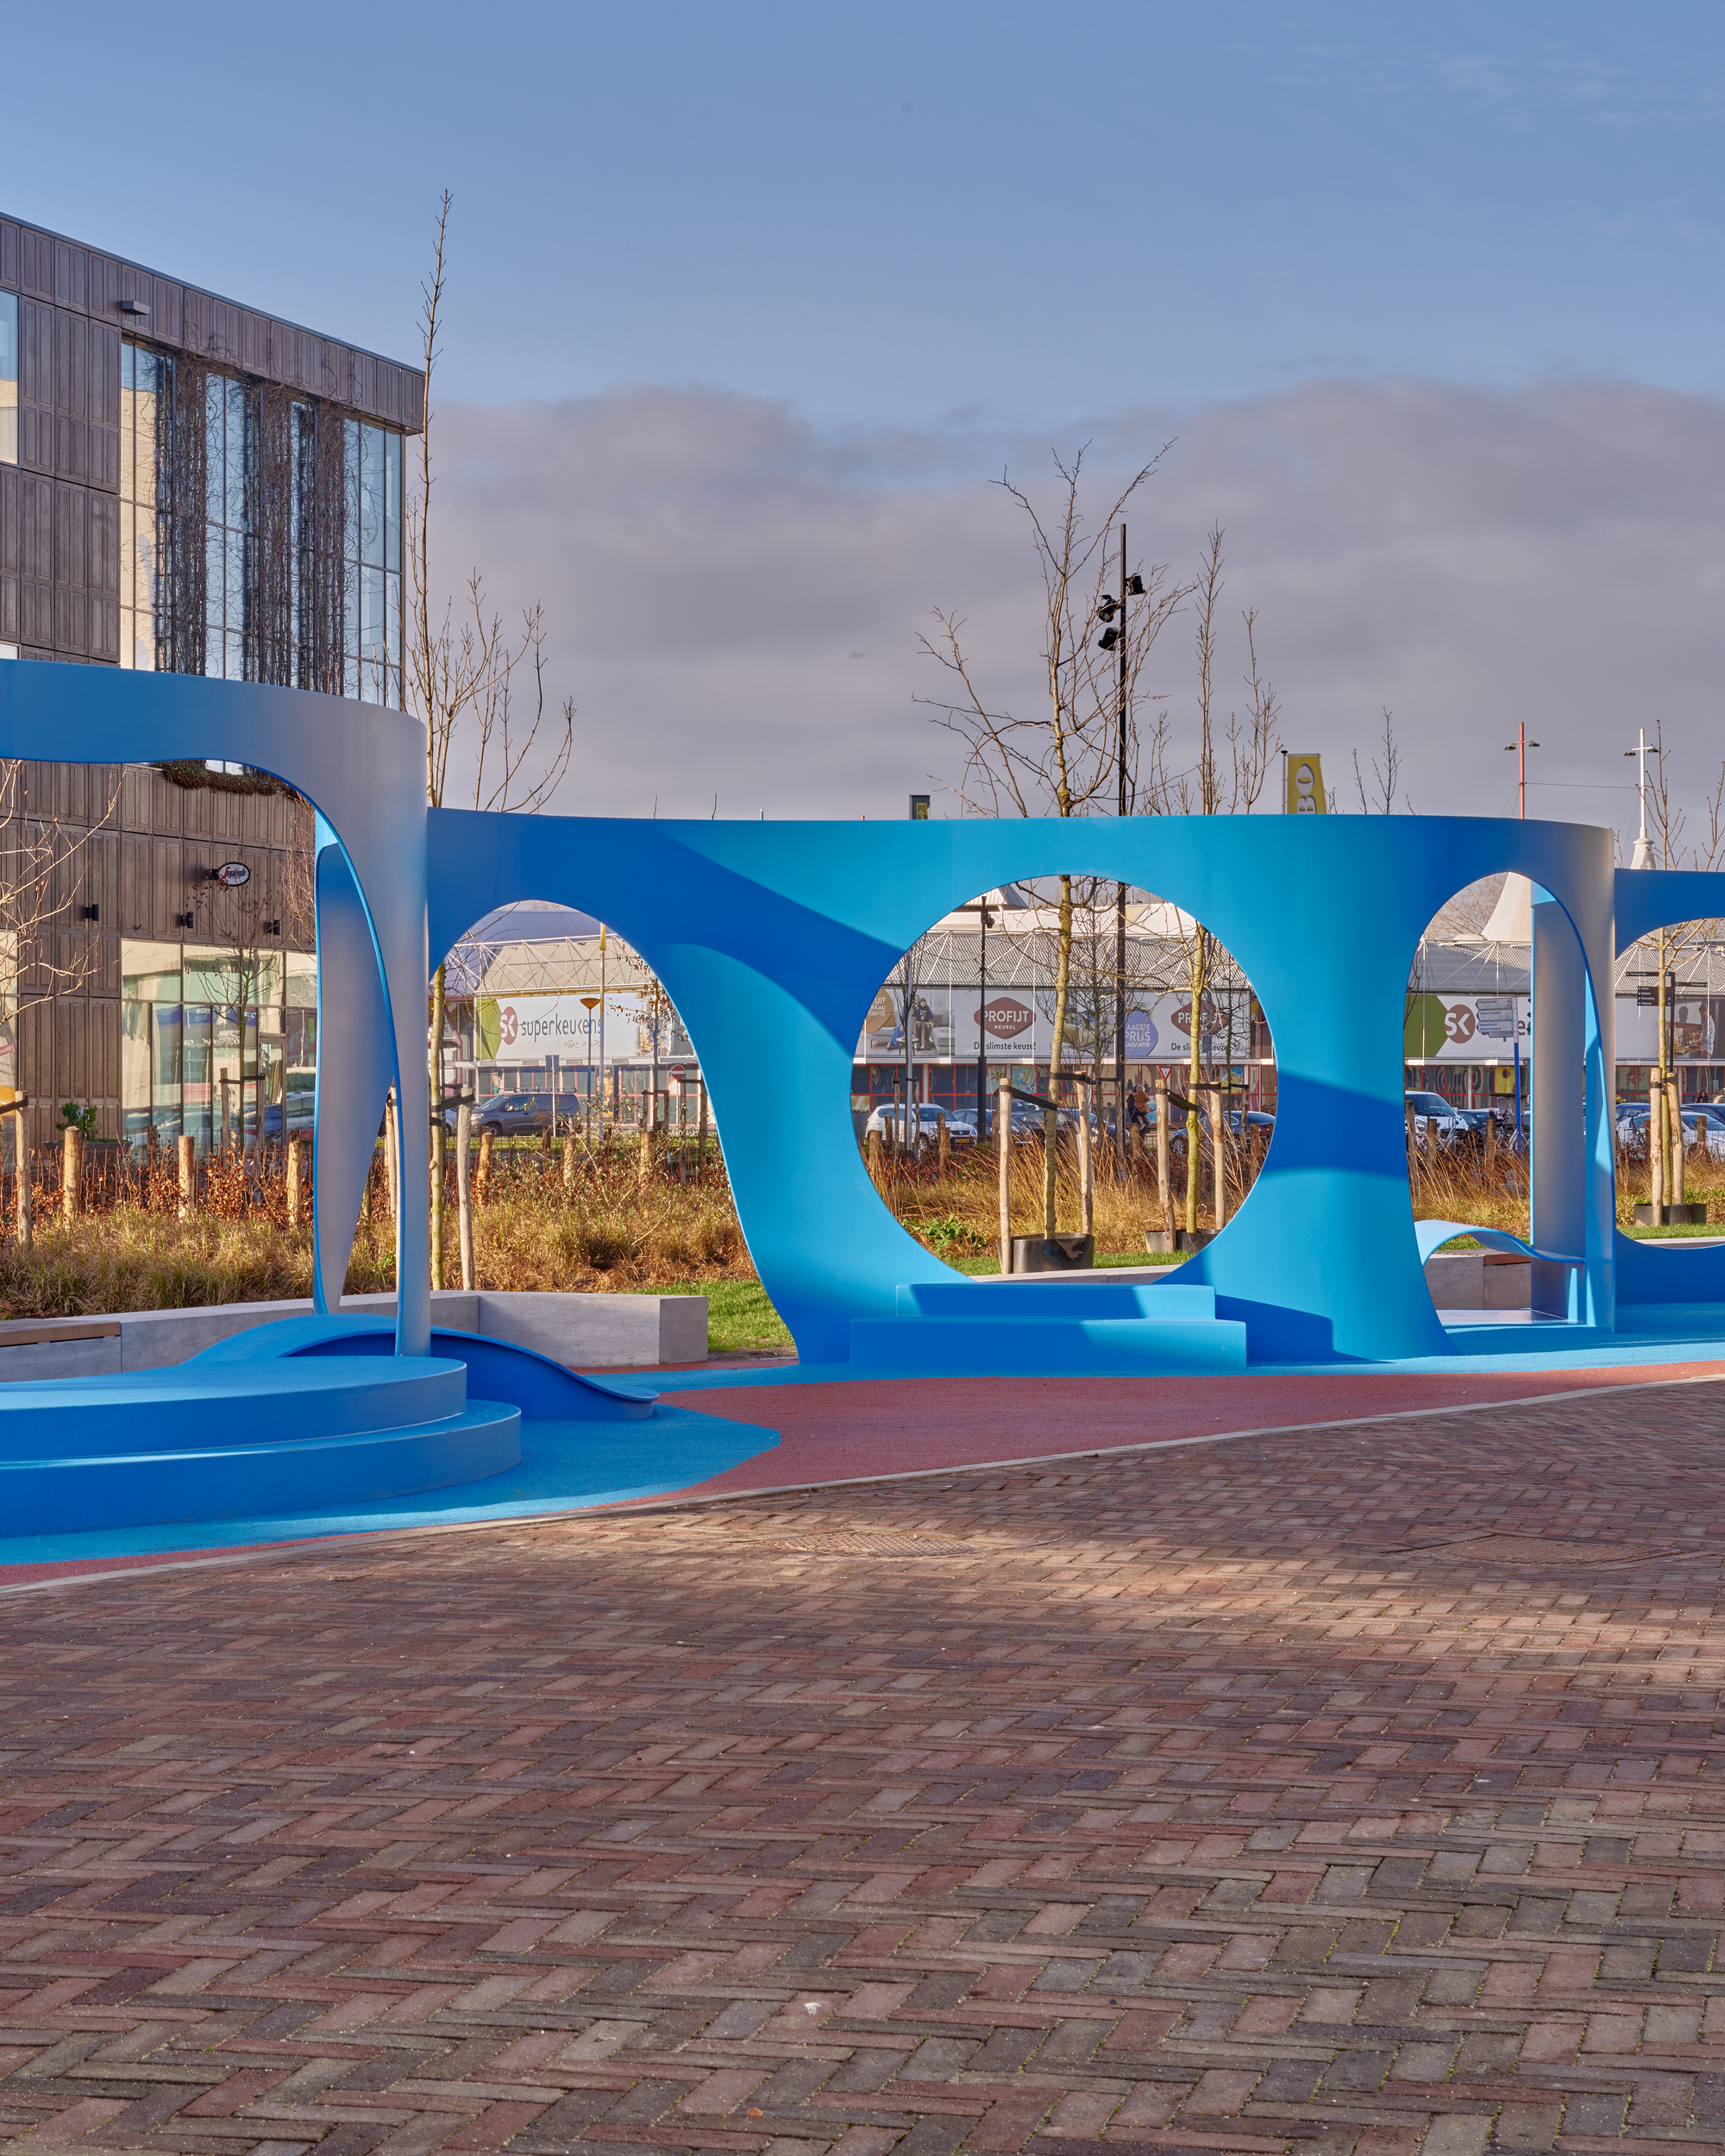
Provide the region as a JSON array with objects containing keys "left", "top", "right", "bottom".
[{"left": 0, "top": 1122, "right": 1708, "bottom": 1323}]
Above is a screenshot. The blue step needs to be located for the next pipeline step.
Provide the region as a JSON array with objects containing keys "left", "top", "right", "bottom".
[
  {"left": 0, "top": 1398, "right": 522, "bottom": 1537},
  {"left": 850, "top": 1313, "right": 1245, "bottom": 1374},
  {"left": 0, "top": 1357, "right": 468, "bottom": 1461},
  {"left": 895, "top": 1280, "right": 1217, "bottom": 1321}
]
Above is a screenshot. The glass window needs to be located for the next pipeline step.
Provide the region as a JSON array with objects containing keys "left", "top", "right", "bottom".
[
  {"left": 115, "top": 335, "right": 403, "bottom": 708},
  {"left": 0, "top": 290, "right": 16, "bottom": 467},
  {"left": 183, "top": 1005, "right": 212, "bottom": 1152},
  {"left": 344, "top": 417, "right": 405, "bottom": 709},
  {"left": 152, "top": 1003, "right": 184, "bottom": 1143},
  {"left": 122, "top": 942, "right": 182, "bottom": 1004}
]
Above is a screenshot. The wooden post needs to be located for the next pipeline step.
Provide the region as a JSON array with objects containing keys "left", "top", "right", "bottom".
[
  {"left": 997, "top": 1077, "right": 1012, "bottom": 1271},
  {"left": 1405, "top": 1099, "right": 1417, "bottom": 1180},
  {"left": 561, "top": 1131, "right": 576, "bottom": 1190},
  {"left": 13, "top": 1109, "right": 30, "bottom": 1250},
  {"left": 1154, "top": 1076, "right": 1171, "bottom": 1234},
  {"left": 179, "top": 1133, "right": 198, "bottom": 1223},
  {"left": 866, "top": 1125, "right": 883, "bottom": 1178},
  {"left": 1207, "top": 1087, "right": 1226, "bottom": 1231},
  {"left": 696, "top": 1080, "right": 708, "bottom": 1182},
  {"left": 1670, "top": 1075, "right": 1686, "bottom": 1208},
  {"left": 1651, "top": 1084, "right": 1666, "bottom": 1213},
  {"left": 384, "top": 1088, "right": 399, "bottom": 1223},
  {"left": 1076, "top": 1079, "right": 1094, "bottom": 1239},
  {"left": 938, "top": 1108, "right": 950, "bottom": 1176},
  {"left": 476, "top": 1125, "right": 494, "bottom": 1206},
  {"left": 456, "top": 1098, "right": 475, "bottom": 1291},
  {"left": 62, "top": 1126, "right": 81, "bottom": 1223},
  {"left": 1484, "top": 1112, "right": 1496, "bottom": 1180}
]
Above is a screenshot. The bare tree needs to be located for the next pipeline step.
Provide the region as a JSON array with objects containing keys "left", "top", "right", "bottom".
[
  {"left": 0, "top": 763, "right": 122, "bottom": 1234},
  {"left": 919, "top": 443, "right": 1178, "bottom": 1238},
  {"left": 1352, "top": 708, "right": 1411, "bottom": 814},
  {"left": 409, "top": 191, "right": 576, "bottom": 1284},
  {"left": 1137, "top": 526, "right": 1280, "bottom": 1234}
]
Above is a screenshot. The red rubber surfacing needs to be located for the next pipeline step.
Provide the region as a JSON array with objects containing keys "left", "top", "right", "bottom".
[{"left": 654, "top": 1362, "right": 1725, "bottom": 1499}]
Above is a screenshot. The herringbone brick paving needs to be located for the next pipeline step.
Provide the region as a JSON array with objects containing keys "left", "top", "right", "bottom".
[{"left": 3, "top": 1382, "right": 1725, "bottom": 2155}]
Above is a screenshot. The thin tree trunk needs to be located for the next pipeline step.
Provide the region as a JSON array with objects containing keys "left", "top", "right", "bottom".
[
  {"left": 455, "top": 1097, "right": 474, "bottom": 1290},
  {"left": 1077, "top": 1080, "right": 1094, "bottom": 1239},
  {"left": 1184, "top": 931, "right": 1208, "bottom": 1236},
  {"left": 12, "top": 1112, "right": 28, "bottom": 1250},
  {"left": 1155, "top": 1075, "right": 1171, "bottom": 1236},
  {"left": 429, "top": 962, "right": 447, "bottom": 1286},
  {"left": 1044, "top": 874, "right": 1074, "bottom": 1238}
]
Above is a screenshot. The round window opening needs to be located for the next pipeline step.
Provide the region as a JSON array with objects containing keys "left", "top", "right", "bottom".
[{"left": 851, "top": 881, "right": 1276, "bottom": 1270}]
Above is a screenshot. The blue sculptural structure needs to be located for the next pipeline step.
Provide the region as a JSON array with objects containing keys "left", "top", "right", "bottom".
[{"left": 2, "top": 658, "right": 1722, "bottom": 1545}]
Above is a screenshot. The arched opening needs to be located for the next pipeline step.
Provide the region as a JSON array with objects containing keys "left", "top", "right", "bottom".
[
  {"left": 1409, "top": 871, "right": 1610, "bottom": 1330},
  {"left": 851, "top": 881, "right": 1276, "bottom": 1269},
  {"left": 428, "top": 899, "right": 748, "bottom": 1307},
  {"left": 1612, "top": 912, "right": 1725, "bottom": 1248},
  {"left": 1404, "top": 874, "right": 1535, "bottom": 1316}
]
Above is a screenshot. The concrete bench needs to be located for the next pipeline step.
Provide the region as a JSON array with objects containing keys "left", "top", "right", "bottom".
[{"left": 0, "top": 1291, "right": 706, "bottom": 1384}]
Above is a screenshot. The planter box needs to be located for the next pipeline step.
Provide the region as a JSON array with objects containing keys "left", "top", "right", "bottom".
[
  {"left": 1633, "top": 1202, "right": 1708, "bottom": 1225},
  {"left": 1144, "top": 1227, "right": 1218, "bottom": 1255},
  {"left": 1009, "top": 1233, "right": 1095, "bottom": 1274}
]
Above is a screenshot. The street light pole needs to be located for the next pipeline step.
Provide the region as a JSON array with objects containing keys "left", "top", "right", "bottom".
[
  {"left": 1097, "top": 527, "right": 1145, "bottom": 1165},
  {"left": 958, "top": 899, "right": 995, "bottom": 1131},
  {"left": 1504, "top": 721, "right": 1541, "bottom": 818},
  {"left": 1624, "top": 726, "right": 1658, "bottom": 869},
  {"left": 1114, "top": 523, "right": 1128, "bottom": 1164}
]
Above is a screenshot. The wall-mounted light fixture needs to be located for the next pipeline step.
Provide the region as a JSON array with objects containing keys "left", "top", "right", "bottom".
[
  {"left": 117, "top": 299, "right": 150, "bottom": 317},
  {"left": 79, "top": 903, "right": 99, "bottom": 923}
]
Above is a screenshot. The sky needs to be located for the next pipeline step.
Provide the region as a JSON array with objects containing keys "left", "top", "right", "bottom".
[{"left": 9, "top": 3, "right": 1725, "bottom": 849}]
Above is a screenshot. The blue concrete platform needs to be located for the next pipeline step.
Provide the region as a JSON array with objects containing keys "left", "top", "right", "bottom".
[{"left": 0, "top": 1402, "right": 779, "bottom": 1570}]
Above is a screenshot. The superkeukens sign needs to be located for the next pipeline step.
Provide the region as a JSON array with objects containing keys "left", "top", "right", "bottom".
[{"left": 479, "top": 992, "right": 638, "bottom": 1056}]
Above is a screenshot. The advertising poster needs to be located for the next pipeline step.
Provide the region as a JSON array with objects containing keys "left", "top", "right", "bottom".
[
  {"left": 480, "top": 991, "right": 636, "bottom": 1061},
  {"left": 856, "top": 984, "right": 1263, "bottom": 1064},
  {"left": 1614, "top": 993, "right": 1725, "bottom": 1064}
]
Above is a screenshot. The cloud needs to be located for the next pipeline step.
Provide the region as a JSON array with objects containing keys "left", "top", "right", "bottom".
[{"left": 426, "top": 375, "right": 1725, "bottom": 859}]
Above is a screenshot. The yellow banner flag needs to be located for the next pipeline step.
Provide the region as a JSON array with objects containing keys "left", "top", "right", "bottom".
[{"left": 1285, "top": 753, "right": 1326, "bottom": 815}]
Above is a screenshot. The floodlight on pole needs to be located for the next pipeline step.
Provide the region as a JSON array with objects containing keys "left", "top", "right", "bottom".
[
  {"left": 1624, "top": 727, "right": 1659, "bottom": 869},
  {"left": 1503, "top": 723, "right": 1541, "bottom": 818}
]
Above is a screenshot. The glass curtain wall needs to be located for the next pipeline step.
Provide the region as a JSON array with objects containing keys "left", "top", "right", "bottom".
[
  {"left": 117, "top": 339, "right": 404, "bottom": 707},
  {"left": 0, "top": 289, "right": 16, "bottom": 467},
  {"left": 347, "top": 420, "right": 402, "bottom": 705},
  {"left": 121, "top": 939, "right": 317, "bottom": 1156},
  {"left": 204, "top": 373, "right": 253, "bottom": 682},
  {"left": 118, "top": 345, "right": 168, "bottom": 673}
]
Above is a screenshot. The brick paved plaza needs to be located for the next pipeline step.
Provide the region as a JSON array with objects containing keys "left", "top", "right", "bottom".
[{"left": 3, "top": 1381, "right": 1724, "bottom": 2156}]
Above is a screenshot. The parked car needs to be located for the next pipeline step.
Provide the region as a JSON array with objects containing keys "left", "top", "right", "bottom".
[
  {"left": 1405, "top": 1089, "right": 1471, "bottom": 1144},
  {"left": 1617, "top": 1101, "right": 1725, "bottom": 1159},
  {"left": 473, "top": 1090, "right": 559, "bottom": 1138},
  {"left": 864, "top": 1103, "right": 977, "bottom": 1151}
]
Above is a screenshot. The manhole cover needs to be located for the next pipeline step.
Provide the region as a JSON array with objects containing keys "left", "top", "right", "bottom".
[
  {"left": 762, "top": 1533, "right": 980, "bottom": 1557},
  {"left": 1393, "top": 1533, "right": 1685, "bottom": 1567}
]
